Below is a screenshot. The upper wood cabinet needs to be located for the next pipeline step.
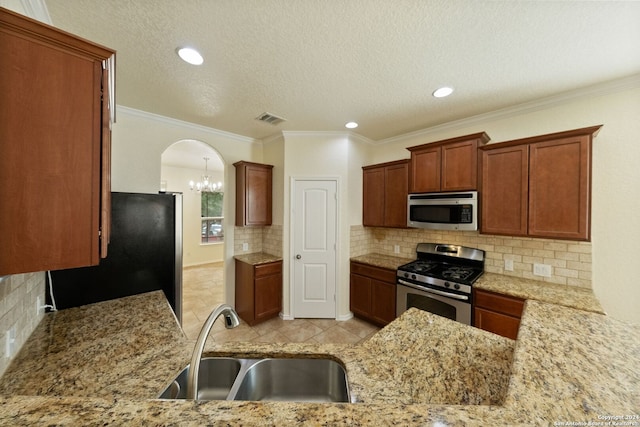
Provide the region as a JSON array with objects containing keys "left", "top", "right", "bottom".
[
  {"left": 234, "top": 161, "right": 273, "bottom": 226},
  {"left": 479, "top": 125, "right": 601, "bottom": 241},
  {"left": 0, "top": 8, "right": 115, "bottom": 276},
  {"left": 362, "top": 160, "right": 409, "bottom": 228},
  {"left": 407, "top": 132, "right": 490, "bottom": 193}
]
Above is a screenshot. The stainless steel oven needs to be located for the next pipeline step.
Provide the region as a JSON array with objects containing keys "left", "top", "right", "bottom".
[
  {"left": 396, "top": 279, "right": 471, "bottom": 324},
  {"left": 395, "top": 243, "right": 484, "bottom": 325}
]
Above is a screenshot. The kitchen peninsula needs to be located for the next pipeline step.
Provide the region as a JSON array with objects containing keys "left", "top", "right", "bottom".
[{"left": 0, "top": 290, "right": 637, "bottom": 425}]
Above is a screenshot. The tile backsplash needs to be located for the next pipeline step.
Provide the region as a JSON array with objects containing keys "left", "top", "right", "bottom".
[
  {"left": 0, "top": 272, "right": 45, "bottom": 377},
  {"left": 351, "top": 226, "right": 592, "bottom": 289},
  {"left": 234, "top": 225, "right": 283, "bottom": 257}
]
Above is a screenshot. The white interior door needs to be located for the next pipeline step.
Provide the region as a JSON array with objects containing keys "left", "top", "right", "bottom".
[{"left": 292, "top": 179, "right": 337, "bottom": 318}]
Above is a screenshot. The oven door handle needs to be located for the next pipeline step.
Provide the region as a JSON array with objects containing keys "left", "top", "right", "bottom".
[{"left": 397, "top": 279, "right": 470, "bottom": 301}]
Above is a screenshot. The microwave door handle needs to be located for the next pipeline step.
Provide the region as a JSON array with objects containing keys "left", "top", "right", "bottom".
[{"left": 398, "top": 279, "right": 469, "bottom": 301}]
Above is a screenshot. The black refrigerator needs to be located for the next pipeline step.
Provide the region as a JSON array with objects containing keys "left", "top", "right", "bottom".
[{"left": 48, "top": 192, "right": 183, "bottom": 323}]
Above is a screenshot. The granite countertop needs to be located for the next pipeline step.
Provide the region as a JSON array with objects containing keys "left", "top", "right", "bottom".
[
  {"left": 475, "top": 272, "right": 605, "bottom": 314},
  {"left": 234, "top": 252, "right": 283, "bottom": 265},
  {"left": 350, "top": 253, "right": 412, "bottom": 270},
  {"left": 352, "top": 253, "right": 604, "bottom": 314},
  {"left": 0, "top": 290, "right": 638, "bottom": 425}
]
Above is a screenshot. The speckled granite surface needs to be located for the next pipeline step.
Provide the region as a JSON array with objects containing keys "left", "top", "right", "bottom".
[
  {"left": 353, "top": 254, "right": 604, "bottom": 314},
  {"left": 350, "top": 253, "right": 412, "bottom": 271},
  {"left": 475, "top": 272, "right": 605, "bottom": 314},
  {"left": 0, "top": 290, "right": 638, "bottom": 425},
  {"left": 234, "top": 252, "right": 283, "bottom": 265}
]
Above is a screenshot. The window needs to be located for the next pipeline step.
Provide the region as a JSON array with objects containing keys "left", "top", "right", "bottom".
[{"left": 201, "top": 191, "right": 224, "bottom": 243}]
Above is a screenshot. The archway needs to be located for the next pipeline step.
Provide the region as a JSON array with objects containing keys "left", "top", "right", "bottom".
[{"left": 161, "top": 140, "right": 226, "bottom": 337}]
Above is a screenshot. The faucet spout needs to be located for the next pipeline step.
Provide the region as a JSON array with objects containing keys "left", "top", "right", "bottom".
[{"left": 186, "top": 303, "right": 240, "bottom": 400}]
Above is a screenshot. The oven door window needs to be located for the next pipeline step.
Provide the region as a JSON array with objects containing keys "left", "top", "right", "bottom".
[{"left": 407, "top": 293, "right": 457, "bottom": 321}]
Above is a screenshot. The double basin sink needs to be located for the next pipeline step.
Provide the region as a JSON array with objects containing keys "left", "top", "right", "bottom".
[{"left": 159, "top": 357, "right": 350, "bottom": 403}]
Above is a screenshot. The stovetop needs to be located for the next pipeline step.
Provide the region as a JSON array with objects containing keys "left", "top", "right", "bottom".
[
  {"left": 397, "top": 260, "right": 483, "bottom": 286},
  {"left": 396, "top": 243, "right": 485, "bottom": 294}
]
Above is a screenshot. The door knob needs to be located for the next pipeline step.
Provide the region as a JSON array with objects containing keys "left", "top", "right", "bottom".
[{"left": 295, "top": 254, "right": 301, "bottom": 259}]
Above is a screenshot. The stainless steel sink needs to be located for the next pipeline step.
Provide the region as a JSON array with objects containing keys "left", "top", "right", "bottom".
[
  {"left": 158, "top": 357, "right": 350, "bottom": 403},
  {"left": 232, "top": 358, "right": 349, "bottom": 403},
  {"left": 158, "top": 357, "right": 241, "bottom": 400}
]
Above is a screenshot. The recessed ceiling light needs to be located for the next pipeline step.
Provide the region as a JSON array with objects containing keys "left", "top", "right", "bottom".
[
  {"left": 433, "top": 87, "right": 454, "bottom": 98},
  {"left": 345, "top": 121, "right": 358, "bottom": 129},
  {"left": 176, "top": 47, "right": 204, "bottom": 65}
]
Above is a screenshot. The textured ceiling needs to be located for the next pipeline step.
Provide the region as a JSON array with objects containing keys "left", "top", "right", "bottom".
[{"left": 45, "top": 0, "right": 640, "bottom": 143}]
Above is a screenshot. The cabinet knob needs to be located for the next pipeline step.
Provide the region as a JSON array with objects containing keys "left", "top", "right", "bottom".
[{"left": 295, "top": 254, "right": 302, "bottom": 259}]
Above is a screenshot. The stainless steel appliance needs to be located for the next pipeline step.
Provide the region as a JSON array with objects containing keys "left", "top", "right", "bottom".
[
  {"left": 407, "top": 191, "right": 478, "bottom": 231},
  {"left": 396, "top": 243, "right": 484, "bottom": 325},
  {"left": 48, "top": 192, "right": 183, "bottom": 323}
]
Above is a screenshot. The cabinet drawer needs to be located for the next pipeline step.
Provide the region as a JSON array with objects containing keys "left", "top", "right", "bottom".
[
  {"left": 474, "top": 307, "right": 521, "bottom": 340},
  {"left": 350, "top": 262, "right": 396, "bottom": 283},
  {"left": 255, "top": 261, "right": 282, "bottom": 278},
  {"left": 474, "top": 289, "right": 524, "bottom": 318}
]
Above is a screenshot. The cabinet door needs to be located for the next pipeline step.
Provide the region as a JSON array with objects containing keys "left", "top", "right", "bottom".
[
  {"left": 371, "top": 279, "right": 397, "bottom": 325},
  {"left": 410, "top": 146, "right": 441, "bottom": 193},
  {"left": 246, "top": 164, "right": 272, "bottom": 225},
  {"left": 349, "top": 273, "right": 371, "bottom": 318},
  {"left": 362, "top": 167, "right": 385, "bottom": 226},
  {"left": 0, "top": 15, "right": 110, "bottom": 275},
  {"left": 441, "top": 139, "right": 478, "bottom": 191},
  {"left": 235, "top": 161, "right": 273, "bottom": 226},
  {"left": 474, "top": 307, "right": 520, "bottom": 340},
  {"left": 255, "top": 272, "right": 282, "bottom": 321},
  {"left": 383, "top": 162, "right": 408, "bottom": 227},
  {"left": 528, "top": 135, "right": 590, "bottom": 240},
  {"left": 480, "top": 145, "right": 529, "bottom": 236}
]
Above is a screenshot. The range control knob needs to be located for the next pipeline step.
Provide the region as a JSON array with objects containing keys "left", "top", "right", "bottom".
[
  {"left": 411, "top": 274, "right": 417, "bottom": 280},
  {"left": 404, "top": 272, "right": 409, "bottom": 278},
  {"left": 444, "top": 282, "right": 450, "bottom": 288},
  {"left": 454, "top": 284, "right": 460, "bottom": 290}
]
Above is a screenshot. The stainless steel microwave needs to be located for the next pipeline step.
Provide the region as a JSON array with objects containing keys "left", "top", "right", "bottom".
[{"left": 407, "top": 191, "right": 478, "bottom": 231}]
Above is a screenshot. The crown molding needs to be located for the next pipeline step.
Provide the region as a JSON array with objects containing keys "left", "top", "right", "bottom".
[
  {"left": 377, "top": 73, "right": 640, "bottom": 146},
  {"left": 20, "top": 0, "right": 50, "bottom": 23},
  {"left": 117, "top": 106, "right": 257, "bottom": 144},
  {"left": 280, "top": 130, "right": 374, "bottom": 145}
]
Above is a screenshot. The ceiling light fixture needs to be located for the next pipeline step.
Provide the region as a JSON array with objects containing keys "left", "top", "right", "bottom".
[
  {"left": 177, "top": 47, "right": 204, "bottom": 65},
  {"left": 345, "top": 121, "right": 358, "bottom": 129},
  {"left": 433, "top": 87, "right": 454, "bottom": 98},
  {"left": 189, "top": 157, "right": 222, "bottom": 192}
]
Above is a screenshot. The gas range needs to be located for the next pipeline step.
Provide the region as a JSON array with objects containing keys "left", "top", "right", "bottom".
[{"left": 397, "top": 243, "right": 485, "bottom": 296}]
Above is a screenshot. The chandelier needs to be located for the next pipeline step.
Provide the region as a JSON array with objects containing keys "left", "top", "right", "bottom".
[{"left": 189, "top": 157, "right": 222, "bottom": 192}]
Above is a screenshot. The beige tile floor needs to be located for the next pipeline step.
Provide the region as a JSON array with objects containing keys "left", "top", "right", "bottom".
[{"left": 181, "top": 263, "right": 380, "bottom": 344}]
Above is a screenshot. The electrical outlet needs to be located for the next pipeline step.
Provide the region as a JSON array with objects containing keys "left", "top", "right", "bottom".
[
  {"left": 504, "top": 259, "right": 514, "bottom": 271},
  {"left": 5, "top": 326, "right": 16, "bottom": 359},
  {"left": 394, "top": 245, "right": 400, "bottom": 254},
  {"left": 533, "top": 263, "right": 552, "bottom": 277},
  {"left": 242, "top": 243, "right": 249, "bottom": 251}
]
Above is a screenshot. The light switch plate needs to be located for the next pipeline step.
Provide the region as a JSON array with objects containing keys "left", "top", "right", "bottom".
[
  {"left": 394, "top": 245, "right": 400, "bottom": 254},
  {"left": 242, "top": 243, "right": 249, "bottom": 251}
]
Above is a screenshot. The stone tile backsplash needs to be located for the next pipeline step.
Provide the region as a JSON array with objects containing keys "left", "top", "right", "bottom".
[
  {"left": 350, "top": 225, "right": 592, "bottom": 289},
  {"left": 234, "top": 225, "right": 283, "bottom": 257},
  {"left": 0, "top": 272, "right": 45, "bottom": 377}
]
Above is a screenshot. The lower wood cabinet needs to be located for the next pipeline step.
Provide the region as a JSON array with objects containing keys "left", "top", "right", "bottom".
[
  {"left": 473, "top": 289, "right": 525, "bottom": 340},
  {"left": 350, "top": 261, "right": 397, "bottom": 326},
  {"left": 235, "top": 259, "right": 282, "bottom": 326}
]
